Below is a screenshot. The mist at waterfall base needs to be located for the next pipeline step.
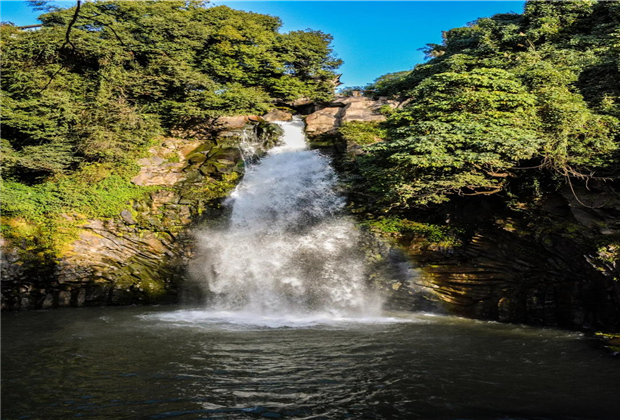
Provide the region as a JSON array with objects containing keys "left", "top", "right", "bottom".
[
  {"left": 3, "top": 120, "right": 620, "bottom": 420},
  {"left": 184, "top": 118, "right": 384, "bottom": 327}
]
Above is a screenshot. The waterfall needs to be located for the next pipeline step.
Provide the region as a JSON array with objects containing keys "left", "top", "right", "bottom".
[{"left": 192, "top": 118, "right": 382, "bottom": 319}]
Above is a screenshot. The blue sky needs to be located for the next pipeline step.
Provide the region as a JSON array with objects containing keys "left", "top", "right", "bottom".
[{"left": 0, "top": 1, "right": 526, "bottom": 87}]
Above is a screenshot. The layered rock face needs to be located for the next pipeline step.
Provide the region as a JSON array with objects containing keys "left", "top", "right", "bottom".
[
  {"left": 1, "top": 117, "right": 286, "bottom": 310},
  {"left": 407, "top": 189, "right": 620, "bottom": 331}
]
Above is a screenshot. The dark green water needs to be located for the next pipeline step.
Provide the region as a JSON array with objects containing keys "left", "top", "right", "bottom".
[{"left": 2, "top": 306, "right": 619, "bottom": 420}]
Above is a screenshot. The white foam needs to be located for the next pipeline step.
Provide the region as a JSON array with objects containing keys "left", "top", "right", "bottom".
[{"left": 140, "top": 309, "right": 421, "bottom": 330}]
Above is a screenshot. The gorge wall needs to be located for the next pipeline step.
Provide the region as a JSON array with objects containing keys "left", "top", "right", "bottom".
[{"left": 388, "top": 190, "right": 620, "bottom": 332}]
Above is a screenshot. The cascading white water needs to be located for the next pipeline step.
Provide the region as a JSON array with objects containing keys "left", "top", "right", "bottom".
[{"left": 192, "top": 118, "right": 382, "bottom": 320}]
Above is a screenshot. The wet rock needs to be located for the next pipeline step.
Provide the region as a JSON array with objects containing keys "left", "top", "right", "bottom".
[
  {"left": 184, "top": 170, "right": 204, "bottom": 183},
  {"left": 20, "top": 297, "right": 30, "bottom": 310},
  {"left": 58, "top": 291, "right": 72, "bottom": 307},
  {"left": 400, "top": 199, "right": 620, "bottom": 331},
  {"left": 359, "top": 229, "right": 440, "bottom": 313},
  {"left": 199, "top": 164, "right": 215, "bottom": 176},
  {"left": 41, "top": 294, "right": 54, "bottom": 309},
  {"left": 75, "top": 289, "right": 86, "bottom": 307}
]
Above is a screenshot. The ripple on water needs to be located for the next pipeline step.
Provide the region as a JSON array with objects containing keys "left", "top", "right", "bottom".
[{"left": 3, "top": 306, "right": 619, "bottom": 420}]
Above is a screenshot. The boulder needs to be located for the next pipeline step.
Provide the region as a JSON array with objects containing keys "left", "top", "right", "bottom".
[
  {"left": 120, "top": 210, "right": 136, "bottom": 225},
  {"left": 262, "top": 109, "right": 293, "bottom": 122},
  {"left": 218, "top": 115, "right": 261, "bottom": 129},
  {"left": 305, "top": 107, "right": 342, "bottom": 136},
  {"left": 340, "top": 97, "right": 392, "bottom": 123}
]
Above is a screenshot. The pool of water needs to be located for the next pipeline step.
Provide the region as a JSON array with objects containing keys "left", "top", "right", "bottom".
[{"left": 2, "top": 305, "right": 619, "bottom": 419}]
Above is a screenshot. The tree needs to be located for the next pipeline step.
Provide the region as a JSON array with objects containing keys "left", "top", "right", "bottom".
[
  {"left": 359, "top": 68, "right": 541, "bottom": 207},
  {"left": 1, "top": 0, "right": 342, "bottom": 183},
  {"left": 355, "top": 0, "right": 619, "bottom": 210}
]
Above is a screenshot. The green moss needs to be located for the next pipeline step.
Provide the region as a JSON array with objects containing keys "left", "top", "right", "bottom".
[
  {"left": 181, "top": 172, "right": 240, "bottom": 201},
  {"left": 594, "top": 332, "right": 620, "bottom": 354},
  {"left": 2, "top": 163, "right": 154, "bottom": 222},
  {"left": 361, "top": 216, "right": 461, "bottom": 247},
  {"left": 0, "top": 216, "right": 80, "bottom": 261},
  {"left": 1, "top": 161, "right": 158, "bottom": 261},
  {"left": 596, "top": 242, "right": 619, "bottom": 264},
  {"left": 137, "top": 277, "right": 167, "bottom": 299},
  {"left": 595, "top": 332, "right": 620, "bottom": 339}
]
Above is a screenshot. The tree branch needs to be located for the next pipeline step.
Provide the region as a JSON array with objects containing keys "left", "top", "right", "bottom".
[
  {"left": 460, "top": 186, "right": 503, "bottom": 196},
  {"left": 60, "top": 0, "right": 82, "bottom": 51},
  {"left": 38, "top": 0, "right": 81, "bottom": 93}
]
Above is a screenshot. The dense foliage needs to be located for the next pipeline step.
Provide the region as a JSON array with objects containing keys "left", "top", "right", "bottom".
[
  {"left": 1, "top": 0, "right": 340, "bottom": 184},
  {"left": 338, "top": 121, "right": 387, "bottom": 146},
  {"left": 357, "top": 0, "right": 619, "bottom": 209},
  {"left": 0, "top": 0, "right": 341, "bottom": 257}
]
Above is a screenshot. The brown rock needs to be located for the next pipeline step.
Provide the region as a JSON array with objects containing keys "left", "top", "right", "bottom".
[
  {"left": 151, "top": 190, "right": 179, "bottom": 207},
  {"left": 305, "top": 107, "right": 342, "bottom": 136},
  {"left": 263, "top": 109, "right": 293, "bottom": 122},
  {"left": 218, "top": 115, "right": 260, "bottom": 129},
  {"left": 304, "top": 97, "right": 397, "bottom": 136},
  {"left": 340, "top": 97, "right": 389, "bottom": 123},
  {"left": 290, "top": 97, "right": 313, "bottom": 107}
]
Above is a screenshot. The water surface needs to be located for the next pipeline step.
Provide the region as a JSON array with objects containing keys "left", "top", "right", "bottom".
[{"left": 2, "top": 306, "right": 619, "bottom": 420}]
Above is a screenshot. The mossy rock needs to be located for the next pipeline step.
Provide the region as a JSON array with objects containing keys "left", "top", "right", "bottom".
[
  {"left": 184, "top": 170, "right": 204, "bottom": 183},
  {"left": 187, "top": 153, "right": 207, "bottom": 164},
  {"left": 144, "top": 216, "right": 164, "bottom": 229},
  {"left": 214, "top": 160, "right": 236, "bottom": 173},
  {"left": 199, "top": 164, "right": 216, "bottom": 176},
  {"left": 308, "top": 140, "right": 338, "bottom": 149},
  {"left": 212, "top": 147, "right": 241, "bottom": 161},
  {"left": 185, "top": 142, "right": 214, "bottom": 157}
]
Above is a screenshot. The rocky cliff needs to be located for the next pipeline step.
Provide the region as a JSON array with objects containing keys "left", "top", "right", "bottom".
[
  {"left": 385, "top": 189, "right": 620, "bottom": 332},
  {"left": 304, "top": 96, "right": 397, "bottom": 137},
  {"left": 0, "top": 114, "right": 288, "bottom": 310},
  {"left": 4, "top": 95, "right": 618, "bottom": 335}
]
